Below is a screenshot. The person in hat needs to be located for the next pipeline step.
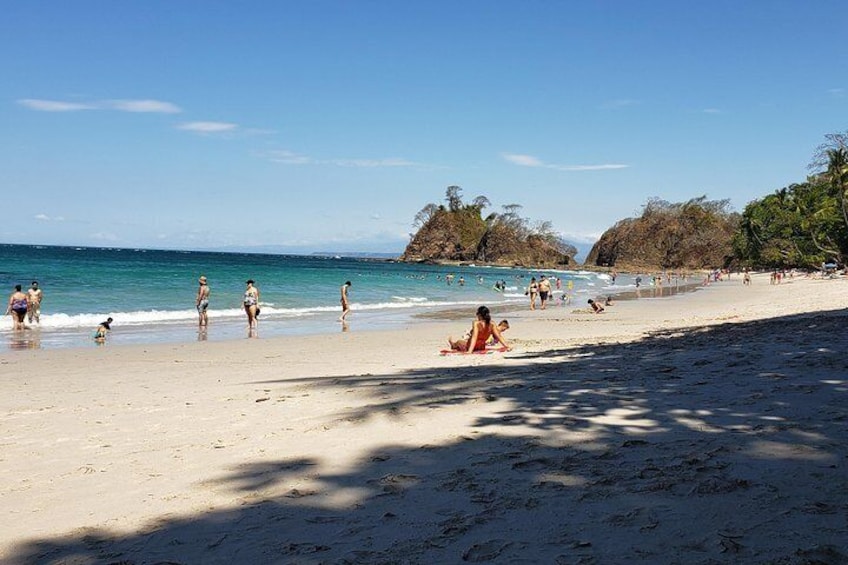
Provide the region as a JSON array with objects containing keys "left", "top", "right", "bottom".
[{"left": 196, "top": 275, "right": 210, "bottom": 327}]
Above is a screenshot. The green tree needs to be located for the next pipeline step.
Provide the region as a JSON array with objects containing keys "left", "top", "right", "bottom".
[{"left": 445, "top": 186, "right": 463, "bottom": 212}]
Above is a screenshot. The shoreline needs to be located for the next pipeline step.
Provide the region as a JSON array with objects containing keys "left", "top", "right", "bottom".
[
  {"left": 0, "top": 276, "right": 702, "bottom": 353},
  {"left": 3, "top": 273, "right": 847, "bottom": 563}
]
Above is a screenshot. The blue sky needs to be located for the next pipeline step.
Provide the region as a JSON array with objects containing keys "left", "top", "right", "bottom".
[{"left": 2, "top": 1, "right": 846, "bottom": 255}]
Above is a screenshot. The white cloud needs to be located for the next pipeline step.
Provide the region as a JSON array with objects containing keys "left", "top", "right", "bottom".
[
  {"left": 177, "top": 121, "right": 238, "bottom": 133},
  {"left": 19, "top": 97, "right": 182, "bottom": 113},
  {"left": 106, "top": 99, "right": 182, "bottom": 113},
  {"left": 331, "top": 158, "right": 417, "bottom": 168},
  {"left": 266, "top": 150, "right": 423, "bottom": 168},
  {"left": 558, "top": 231, "right": 601, "bottom": 244},
  {"left": 90, "top": 231, "right": 119, "bottom": 241},
  {"left": 549, "top": 163, "right": 628, "bottom": 171},
  {"left": 370, "top": 213, "right": 381, "bottom": 220},
  {"left": 266, "top": 150, "right": 313, "bottom": 164},
  {"left": 18, "top": 99, "right": 95, "bottom": 112},
  {"left": 502, "top": 153, "right": 627, "bottom": 172},
  {"left": 502, "top": 153, "right": 544, "bottom": 167},
  {"left": 33, "top": 213, "right": 64, "bottom": 221},
  {"left": 601, "top": 98, "right": 640, "bottom": 109}
]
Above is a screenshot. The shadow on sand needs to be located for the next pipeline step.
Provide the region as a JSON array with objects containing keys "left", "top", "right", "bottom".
[{"left": 10, "top": 310, "right": 848, "bottom": 564}]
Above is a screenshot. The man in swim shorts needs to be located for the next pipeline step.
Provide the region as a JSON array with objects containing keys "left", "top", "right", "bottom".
[
  {"left": 27, "top": 281, "right": 43, "bottom": 324},
  {"left": 538, "top": 275, "right": 551, "bottom": 309},
  {"left": 196, "top": 275, "right": 210, "bottom": 327}
]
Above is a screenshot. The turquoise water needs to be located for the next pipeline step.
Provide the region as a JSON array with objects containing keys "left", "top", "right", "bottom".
[{"left": 0, "top": 244, "right": 629, "bottom": 350}]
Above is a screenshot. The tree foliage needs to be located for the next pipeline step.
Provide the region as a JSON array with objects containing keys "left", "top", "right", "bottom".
[{"left": 733, "top": 132, "right": 848, "bottom": 268}]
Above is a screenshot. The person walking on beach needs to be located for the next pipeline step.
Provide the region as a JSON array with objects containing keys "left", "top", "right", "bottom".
[
  {"left": 5, "top": 285, "right": 28, "bottom": 330},
  {"left": 27, "top": 281, "right": 43, "bottom": 324},
  {"left": 538, "top": 275, "right": 551, "bottom": 310},
  {"left": 243, "top": 279, "right": 260, "bottom": 329},
  {"left": 196, "top": 276, "right": 210, "bottom": 327},
  {"left": 339, "top": 280, "right": 352, "bottom": 322}
]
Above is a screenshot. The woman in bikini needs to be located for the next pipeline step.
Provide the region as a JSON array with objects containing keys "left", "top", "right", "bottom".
[
  {"left": 243, "top": 279, "right": 260, "bottom": 329},
  {"left": 5, "top": 285, "right": 28, "bottom": 330},
  {"left": 526, "top": 277, "right": 539, "bottom": 310},
  {"left": 448, "top": 305, "right": 511, "bottom": 353}
]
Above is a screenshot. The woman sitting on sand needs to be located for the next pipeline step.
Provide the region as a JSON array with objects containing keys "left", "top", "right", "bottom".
[{"left": 448, "top": 305, "right": 512, "bottom": 353}]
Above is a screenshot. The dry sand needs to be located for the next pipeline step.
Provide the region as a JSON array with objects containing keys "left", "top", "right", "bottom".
[{"left": 1, "top": 273, "right": 847, "bottom": 564}]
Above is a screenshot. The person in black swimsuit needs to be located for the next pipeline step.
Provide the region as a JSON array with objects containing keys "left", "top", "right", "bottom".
[{"left": 5, "top": 285, "right": 28, "bottom": 330}]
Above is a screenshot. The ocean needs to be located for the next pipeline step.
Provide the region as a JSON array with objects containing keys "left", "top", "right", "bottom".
[{"left": 0, "top": 244, "right": 633, "bottom": 351}]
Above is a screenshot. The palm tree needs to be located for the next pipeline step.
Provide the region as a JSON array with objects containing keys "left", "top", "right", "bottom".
[{"left": 826, "top": 147, "right": 848, "bottom": 231}]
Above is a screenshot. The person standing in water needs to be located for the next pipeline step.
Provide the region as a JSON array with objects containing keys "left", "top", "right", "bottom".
[
  {"left": 27, "top": 281, "right": 43, "bottom": 324},
  {"left": 339, "top": 280, "right": 352, "bottom": 322},
  {"left": 526, "top": 277, "right": 539, "bottom": 310},
  {"left": 5, "top": 285, "right": 28, "bottom": 330},
  {"left": 538, "top": 275, "right": 552, "bottom": 310},
  {"left": 243, "top": 279, "right": 260, "bottom": 329},
  {"left": 196, "top": 276, "right": 210, "bottom": 328},
  {"left": 94, "top": 317, "right": 113, "bottom": 341}
]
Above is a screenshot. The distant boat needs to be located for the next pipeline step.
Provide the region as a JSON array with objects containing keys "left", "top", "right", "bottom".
[{"left": 333, "top": 255, "right": 342, "bottom": 259}]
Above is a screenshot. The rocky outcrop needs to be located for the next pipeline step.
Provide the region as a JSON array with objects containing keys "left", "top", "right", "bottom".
[
  {"left": 585, "top": 197, "right": 739, "bottom": 269},
  {"left": 401, "top": 188, "right": 576, "bottom": 267}
]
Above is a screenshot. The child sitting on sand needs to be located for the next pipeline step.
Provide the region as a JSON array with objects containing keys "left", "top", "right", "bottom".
[{"left": 487, "top": 319, "right": 510, "bottom": 346}]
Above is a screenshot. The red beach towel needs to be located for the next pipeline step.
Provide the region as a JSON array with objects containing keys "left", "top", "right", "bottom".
[{"left": 439, "top": 346, "right": 509, "bottom": 356}]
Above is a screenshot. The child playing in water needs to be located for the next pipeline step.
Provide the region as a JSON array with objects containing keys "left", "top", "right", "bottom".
[
  {"left": 588, "top": 299, "right": 605, "bottom": 313},
  {"left": 94, "top": 317, "right": 113, "bottom": 341}
]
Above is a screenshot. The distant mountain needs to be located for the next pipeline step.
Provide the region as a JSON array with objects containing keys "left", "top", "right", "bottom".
[
  {"left": 311, "top": 251, "right": 399, "bottom": 259},
  {"left": 207, "top": 245, "right": 402, "bottom": 257},
  {"left": 564, "top": 240, "right": 594, "bottom": 265}
]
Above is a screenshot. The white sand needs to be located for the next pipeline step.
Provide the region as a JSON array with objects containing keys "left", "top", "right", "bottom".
[{"left": 2, "top": 273, "right": 847, "bottom": 564}]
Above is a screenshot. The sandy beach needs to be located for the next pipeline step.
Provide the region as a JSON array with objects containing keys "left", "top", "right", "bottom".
[{"left": 2, "top": 273, "right": 847, "bottom": 564}]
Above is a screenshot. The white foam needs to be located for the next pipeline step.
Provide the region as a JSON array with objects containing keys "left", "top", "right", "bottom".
[{"left": 30, "top": 296, "right": 528, "bottom": 329}]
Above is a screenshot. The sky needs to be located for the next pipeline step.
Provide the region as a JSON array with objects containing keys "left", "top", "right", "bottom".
[{"left": 2, "top": 1, "right": 847, "bottom": 255}]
